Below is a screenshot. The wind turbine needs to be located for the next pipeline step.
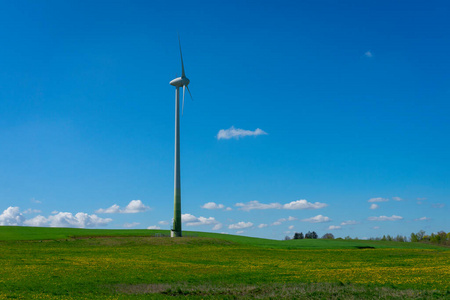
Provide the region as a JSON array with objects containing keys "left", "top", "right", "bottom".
[{"left": 169, "top": 35, "right": 192, "bottom": 237}]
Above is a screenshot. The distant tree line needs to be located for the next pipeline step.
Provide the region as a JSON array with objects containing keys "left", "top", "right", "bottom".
[
  {"left": 285, "top": 231, "right": 334, "bottom": 240},
  {"left": 284, "top": 230, "right": 449, "bottom": 246}
]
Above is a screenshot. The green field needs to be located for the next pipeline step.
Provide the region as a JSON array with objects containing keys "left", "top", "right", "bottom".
[{"left": 0, "top": 226, "right": 449, "bottom": 299}]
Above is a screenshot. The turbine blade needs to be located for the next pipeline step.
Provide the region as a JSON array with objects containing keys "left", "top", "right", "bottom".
[
  {"left": 182, "top": 85, "right": 185, "bottom": 116},
  {"left": 186, "top": 85, "right": 193, "bottom": 101},
  {"left": 178, "top": 34, "right": 185, "bottom": 78}
]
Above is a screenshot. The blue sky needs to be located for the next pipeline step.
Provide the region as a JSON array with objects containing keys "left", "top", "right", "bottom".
[{"left": 1, "top": 0, "right": 449, "bottom": 239}]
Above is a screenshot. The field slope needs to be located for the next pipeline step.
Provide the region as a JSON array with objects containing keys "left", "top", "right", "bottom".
[{"left": 0, "top": 226, "right": 449, "bottom": 299}]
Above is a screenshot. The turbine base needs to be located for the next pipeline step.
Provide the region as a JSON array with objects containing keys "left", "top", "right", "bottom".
[{"left": 171, "top": 230, "right": 182, "bottom": 238}]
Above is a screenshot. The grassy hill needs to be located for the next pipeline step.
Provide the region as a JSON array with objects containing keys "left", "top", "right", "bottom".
[
  {"left": 0, "top": 226, "right": 449, "bottom": 299},
  {"left": 0, "top": 226, "right": 446, "bottom": 250}
]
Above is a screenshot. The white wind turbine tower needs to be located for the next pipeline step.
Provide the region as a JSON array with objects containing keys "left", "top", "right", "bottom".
[{"left": 169, "top": 35, "right": 192, "bottom": 237}]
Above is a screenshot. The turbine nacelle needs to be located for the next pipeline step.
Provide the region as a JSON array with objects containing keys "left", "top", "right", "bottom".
[{"left": 170, "top": 76, "right": 190, "bottom": 88}]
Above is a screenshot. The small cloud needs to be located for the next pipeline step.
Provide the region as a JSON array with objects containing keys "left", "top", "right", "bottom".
[
  {"left": 370, "top": 204, "right": 379, "bottom": 210},
  {"left": 30, "top": 198, "right": 42, "bottom": 204},
  {"left": 283, "top": 200, "right": 328, "bottom": 210},
  {"left": 372, "top": 226, "right": 380, "bottom": 229},
  {"left": 201, "top": 202, "right": 231, "bottom": 211},
  {"left": 181, "top": 213, "right": 220, "bottom": 227},
  {"left": 414, "top": 217, "right": 430, "bottom": 221},
  {"left": 392, "top": 197, "right": 402, "bottom": 201},
  {"left": 123, "top": 222, "right": 140, "bottom": 228},
  {"left": 235, "top": 199, "right": 327, "bottom": 211},
  {"left": 158, "top": 221, "right": 169, "bottom": 225},
  {"left": 201, "top": 202, "right": 224, "bottom": 209},
  {"left": 368, "top": 215, "right": 403, "bottom": 221},
  {"left": 212, "top": 223, "right": 223, "bottom": 231},
  {"left": 23, "top": 209, "right": 42, "bottom": 214},
  {"left": 328, "top": 225, "right": 341, "bottom": 230},
  {"left": 181, "top": 214, "right": 197, "bottom": 222},
  {"left": 235, "top": 201, "right": 281, "bottom": 211},
  {"left": 271, "top": 221, "right": 282, "bottom": 226},
  {"left": 217, "top": 126, "right": 267, "bottom": 140},
  {"left": 236, "top": 230, "right": 244, "bottom": 234},
  {"left": 258, "top": 223, "right": 268, "bottom": 228},
  {"left": 228, "top": 221, "right": 253, "bottom": 229},
  {"left": 340, "top": 220, "right": 358, "bottom": 226},
  {"left": 301, "top": 215, "right": 331, "bottom": 223},
  {"left": 147, "top": 225, "right": 160, "bottom": 229},
  {"left": 51, "top": 211, "right": 59, "bottom": 214},
  {"left": 431, "top": 203, "right": 445, "bottom": 208},
  {"left": 368, "top": 197, "right": 388, "bottom": 203},
  {"left": 288, "top": 225, "right": 294, "bottom": 230},
  {"left": 96, "top": 200, "right": 150, "bottom": 214},
  {"left": 364, "top": 51, "right": 373, "bottom": 58},
  {"left": 416, "top": 197, "right": 427, "bottom": 205}
]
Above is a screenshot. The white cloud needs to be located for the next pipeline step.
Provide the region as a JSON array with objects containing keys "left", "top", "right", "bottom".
[
  {"left": 96, "top": 200, "right": 149, "bottom": 214},
  {"left": 217, "top": 126, "right": 267, "bottom": 140},
  {"left": 288, "top": 225, "right": 294, "bottom": 230},
  {"left": 258, "top": 224, "right": 268, "bottom": 228},
  {"left": 364, "top": 51, "right": 373, "bottom": 58},
  {"left": 48, "top": 212, "right": 112, "bottom": 227},
  {"left": 431, "top": 203, "right": 445, "bottom": 208},
  {"left": 271, "top": 216, "right": 297, "bottom": 226},
  {"left": 201, "top": 202, "right": 224, "bottom": 209},
  {"left": 201, "top": 202, "right": 231, "bottom": 211},
  {"left": 368, "top": 215, "right": 403, "bottom": 221},
  {"left": 414, "top": 217, "right": 430, "bottom": 221},
  {"left": 283, "top": 200, "right": 328, "bottom": 210},
  {"left": 236, "top": 230, "right": 244, "bottom": 234},
  {"left": 301, "top": 215, "right": 331, "bottom": 223},
  {"left": 372, "top": 226, "right": 380, "bottom": 229},
  {"left": 212, "top": 223, "right": 223, "bottom": 231},
  {"left": 236, "top": 201, "right": 281, "bottom": 211},
  {"left": 181, "top": 214, "right": 198, "bottom": 222},
  {"left": 182, "top": 213, "right": 220, "bottom": 227},
  {"left": 228, "top": 221, "right": 253, "bottom": 229},
  {"left": 158, "top": 221, "right": 169, "bottom": 225},
  {"left": 186, "top": 217, "right": 218, "bottom": 226},
  {"left": 30, "top": 198, "right": 42, "bottom": 204},
  {"left": 23, "top": 215, "right": 48, "bottom": 227},
  {"left": 96, "top": 204, "right": 121, "bottom": 214},
  {"left": 147, "top": 225, "right": 160, "bottom": 229},
  {"left": 236, "top": 200, "right": 327, "bottom": 211},
  {"left": 370, "top": 204, "right": 379, "bottom": 210},
  {"left": 328, "top": 225, "right": 341, "bottom": 230},
  {"left": 123, "top": 222, "right": 140, "bottom": 228},
  {"left": 1, "top": 207, "right": 112, "bottom": 228},
  {"left": 340, "top": 220, "right": 358, "bottom": 226},
  {"left": 368, "top": 197, "right": 389, "bottom": 203},
  {"left": 0, "top": 207, "right": 25, "bottom": 225},
  {"left": 392, "top": 197, "right": 402, "bottom": 201},
  {"left": 23, "top": 208, "right": 42, "bottom": 214}
]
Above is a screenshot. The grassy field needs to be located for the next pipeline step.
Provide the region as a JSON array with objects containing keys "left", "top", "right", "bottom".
[{"left": 0, "top": 226, "right": 449, "bottom": 299}]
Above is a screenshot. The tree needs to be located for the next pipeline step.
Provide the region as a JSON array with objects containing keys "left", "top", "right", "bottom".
[
  {"left": 284, "top": 235, "right": 291, "bottom": 240},
  {"left": 321, "top": 233, "right": 334, "bottom": 239},
  {"left": 305, "top": 231, "right": 318, "bottom": 239},
  {"left": 416, "top": 230, "right": 425, "bottom": 241},
  {"left": 293, "top": 232, "right": 304, "bottom": 240},
  {"left": 410, "top": 232, "right": 418, "bottom": 242}
]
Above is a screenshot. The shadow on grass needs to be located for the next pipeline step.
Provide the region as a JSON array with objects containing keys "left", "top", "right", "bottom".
[{"left": 113, "top": 282, "right": 450, "bottom": 299}]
